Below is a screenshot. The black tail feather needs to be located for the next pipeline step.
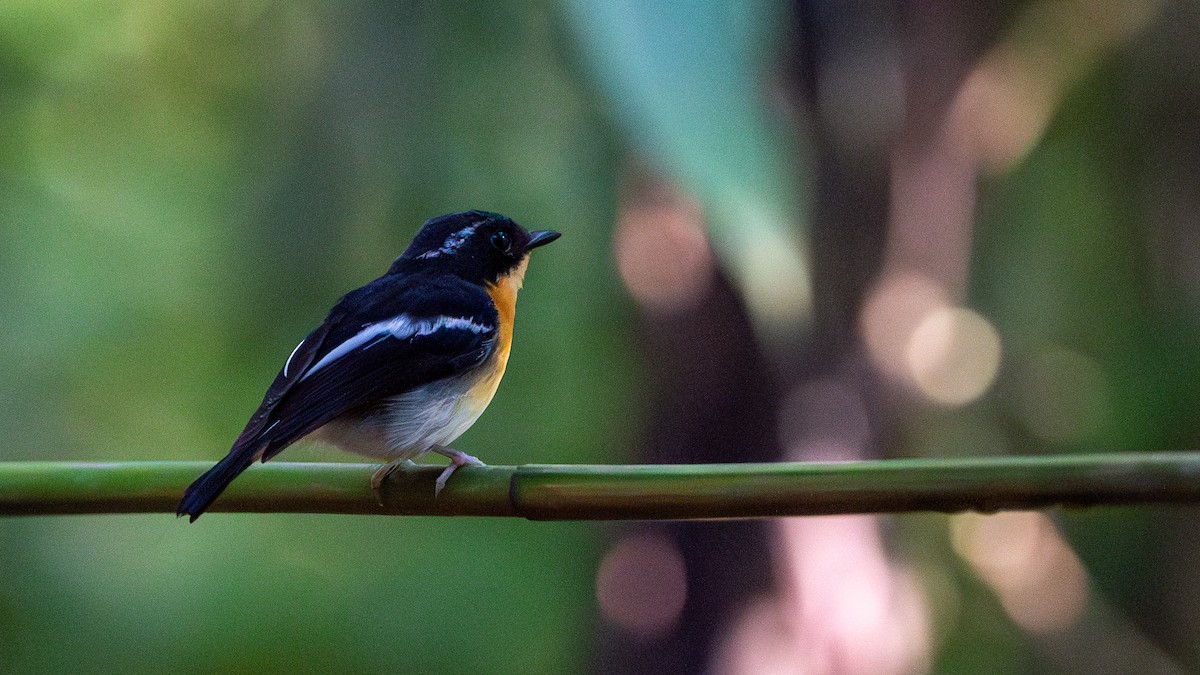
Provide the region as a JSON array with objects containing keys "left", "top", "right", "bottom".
[{"left": 177, "top": 449, "right": 259, "bottom": 522}]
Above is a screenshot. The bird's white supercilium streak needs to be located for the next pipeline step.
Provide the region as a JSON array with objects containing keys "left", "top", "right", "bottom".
[{"left": 415, "top": 225, "right": 477, "bottom": 259}]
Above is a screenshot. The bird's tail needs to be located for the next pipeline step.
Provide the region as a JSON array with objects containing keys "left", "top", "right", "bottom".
[{"left": 176, "top": 448, "right": 261, "bottom": 522}]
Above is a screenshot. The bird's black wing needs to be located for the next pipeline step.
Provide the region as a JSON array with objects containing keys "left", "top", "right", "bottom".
[
  {"left": 177, "top": 274, "right": 498, "bottom": 520},
  {"left": 257, "top": 311, "right": 497, "bottom": 461},
  {"left": 224, "top": 304, "right": 346, "bottom": 454}
]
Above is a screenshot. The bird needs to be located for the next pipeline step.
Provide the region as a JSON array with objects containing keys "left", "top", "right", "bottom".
[{"left": 177, "top": 210, "right": 560, "bottom": 521}]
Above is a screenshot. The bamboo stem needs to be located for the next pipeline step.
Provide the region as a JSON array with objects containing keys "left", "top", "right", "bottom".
[{"left": 1, "top": 453, "right": 1198, "bottom": 519}]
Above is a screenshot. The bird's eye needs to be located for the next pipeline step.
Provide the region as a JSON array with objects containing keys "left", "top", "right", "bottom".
[{"left": 490, "top": 231, "right": 512, "bottom": 253}]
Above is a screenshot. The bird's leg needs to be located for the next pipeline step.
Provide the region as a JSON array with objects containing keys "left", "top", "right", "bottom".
[
  {"left": 430, "top": 445, "right": 485, "bottom": 496},
  {"left": 370, "top": 458, "right": 418, "bottom": 504}
]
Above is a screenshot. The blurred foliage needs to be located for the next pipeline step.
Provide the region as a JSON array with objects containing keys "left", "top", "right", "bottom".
[
  {"left": 0, "top": 1, "right": 635, "bottom": 672},
  {"left": 967, "top": 53, "right": 1200, "bottom": 666},
  {"left": 3, "top": 0, "right": 1200, "bottom": 673},
  {"left": 562, "top": 0, "right": 813, "bottom": 338}
]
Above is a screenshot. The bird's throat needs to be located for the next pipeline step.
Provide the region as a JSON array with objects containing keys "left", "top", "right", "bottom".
[{"left": 485, "top": 256, "right": 527, "bottom": 366}]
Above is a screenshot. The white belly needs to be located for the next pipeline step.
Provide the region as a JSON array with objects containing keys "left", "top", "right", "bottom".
[{"left": 310, "top": 361, "right": 503, "bottom": 461}]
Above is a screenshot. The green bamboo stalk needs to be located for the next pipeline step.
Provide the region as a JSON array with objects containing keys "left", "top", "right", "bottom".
[{"left": 0, "top": 453, "right": 1198, "bottom": 519}]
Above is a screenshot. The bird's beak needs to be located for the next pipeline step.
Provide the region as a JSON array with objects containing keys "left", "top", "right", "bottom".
[{"left": 527, "top": 230, "right": 561, "bottom": 250}]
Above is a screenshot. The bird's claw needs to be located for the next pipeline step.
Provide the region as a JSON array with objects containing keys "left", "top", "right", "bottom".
[
  {"left": 370, "top": 459, "right": 417, "bottom": 505},
  {"left": 433, "top": 450, "right": 485, "bottom": 496}
]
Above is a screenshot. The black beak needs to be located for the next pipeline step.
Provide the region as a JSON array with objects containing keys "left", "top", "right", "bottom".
[{"left": 527, "top": 230, "right": 561, "bottom": 250}]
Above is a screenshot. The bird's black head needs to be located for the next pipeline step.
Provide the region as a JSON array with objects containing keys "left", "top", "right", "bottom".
[{"left": 390, "top": 211, "right": 560, "bottom": 286}]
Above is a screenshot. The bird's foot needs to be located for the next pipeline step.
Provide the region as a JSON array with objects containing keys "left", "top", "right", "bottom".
[
  {"left": 370, "top": 459, "right": 418, "bottom": 505},
  {"left": 431, "top": 447, "right": 485, "bottom": 496}
]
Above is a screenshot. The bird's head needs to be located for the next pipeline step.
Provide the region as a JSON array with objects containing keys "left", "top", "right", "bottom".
[{"left": 391, "top": 211, "right": 560, "bottom": 287}]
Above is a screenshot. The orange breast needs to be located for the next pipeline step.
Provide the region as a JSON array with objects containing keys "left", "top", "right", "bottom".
[{"left": 462, "top": 257, "right": 528, "bottom": 409}]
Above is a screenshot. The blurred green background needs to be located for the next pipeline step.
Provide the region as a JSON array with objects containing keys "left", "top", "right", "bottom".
[{"left": 3, "top": 1, "right": 1200, "bottom": 673}]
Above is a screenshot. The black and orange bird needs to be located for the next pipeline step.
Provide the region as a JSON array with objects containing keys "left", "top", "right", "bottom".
[{"left": 177, "top": 211, "right": 560, "bottom": 521}]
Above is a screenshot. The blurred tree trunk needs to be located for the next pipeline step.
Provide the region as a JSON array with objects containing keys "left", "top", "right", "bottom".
[
  {"left": 591, "top": 1, "right": 984, "bottom": 671},
  {"left": 591, "top": 267, "right": 778, "bottom": 673}
]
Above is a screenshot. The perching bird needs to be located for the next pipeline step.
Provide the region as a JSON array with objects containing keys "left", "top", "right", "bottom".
[{"left": 177, "top": 211, "right": 560, "bottom": 521}]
